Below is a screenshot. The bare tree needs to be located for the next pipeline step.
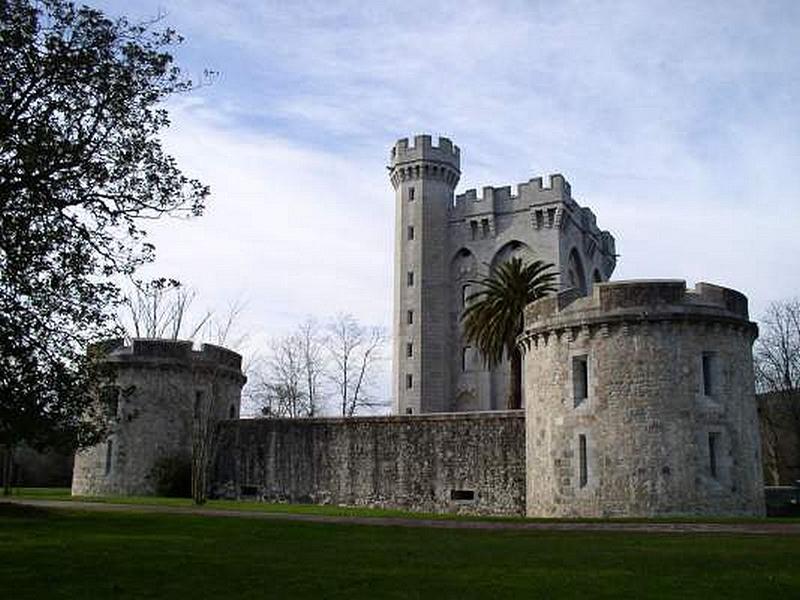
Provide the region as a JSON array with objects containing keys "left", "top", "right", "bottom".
[
  {"left": 119, "top": 278, "right": 211, "bottom": 340},
  {"left": 325, "top": 313, "right": 387, "bottom": 417},
  {"left": 754, "top": 298, "right": 800, "bottom": 485},
  {"left": 248, "top": 319, "right": 328, "bottom": 418}
]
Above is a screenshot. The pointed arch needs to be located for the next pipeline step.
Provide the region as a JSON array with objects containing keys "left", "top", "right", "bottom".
[
  {"left": 567, "top": 248, "right": 588, "bottom": 295},
  {"left": 451, "top": 247, "right": 477, "bottom": 280},
  {"left": 490, "top": 240, "right": 535, "bottom": 271}
]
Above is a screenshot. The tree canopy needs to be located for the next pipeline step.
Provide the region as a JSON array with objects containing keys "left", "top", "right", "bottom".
[
  {"left": 0, "top": 0, "right": 208, "bottom": 461},
  {"left": 461, "top": 257, "right": 557, "bottom": 409}
]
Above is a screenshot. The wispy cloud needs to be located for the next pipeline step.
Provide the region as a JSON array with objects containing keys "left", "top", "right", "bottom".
[{"left": 96, "top": 0, "right": 800, "bottom": 328}]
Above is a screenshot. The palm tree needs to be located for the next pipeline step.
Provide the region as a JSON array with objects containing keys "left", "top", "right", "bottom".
[{"left": 461, "top": 257, "right": 558, "bottom": 410}]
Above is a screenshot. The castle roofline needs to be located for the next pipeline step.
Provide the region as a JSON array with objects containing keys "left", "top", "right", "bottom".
[
  {"left": 390, "top": 134, "right": 460, "bottom": 170},
  {"left": 521, "top": 280, "right": 756, "bottom": 343},
  {"left": 90, "top": 338, "right": 246, "bottom": 382}
]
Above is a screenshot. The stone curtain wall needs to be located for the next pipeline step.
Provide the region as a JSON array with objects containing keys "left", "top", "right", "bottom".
[{"left": 212, "top": 411, "right": 526, "bottom": 516}]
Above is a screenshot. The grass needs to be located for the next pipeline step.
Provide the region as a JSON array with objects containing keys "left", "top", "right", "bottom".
[
  {"left": 9, "top": 487, "right": 800, "bottom": 524},
  {"left": 0, "top": 502, "right": 798, "bottom": 599}
]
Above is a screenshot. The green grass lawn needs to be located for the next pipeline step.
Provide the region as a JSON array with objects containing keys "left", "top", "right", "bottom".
[
  {"left": 1, "top": 502, "right": 798, "bottom": 599},
  {"left": 9, "top": 486, "right": 800, "bottom": 524}
]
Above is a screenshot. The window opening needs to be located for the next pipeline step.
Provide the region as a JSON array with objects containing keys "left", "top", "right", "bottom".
[
  {"left": 579, "top": 434, "right": 588, "bottom": 488},
  {"left": 105, "top": 440, "right": 113, "bottom": 476},
  {"left": 407, "top": 271, "right": 414, "bottom": 286},
  {"left": 407, "top": 225, "right": 414, "bottom": 240},
  {"left": 408, "top": 187, "right": 415, "bottom": 201},
  {"left": 708, "top": 432, "right": 720, "bottom": 478},
  {"left": 572, "top": 355, "right": 588, "bottom": 407},
  {"left": 702, "top": 352, "right": 716, "bottom": 396},
  {"left": 405, "top": 374, "right": 413, "bottom": 389}
]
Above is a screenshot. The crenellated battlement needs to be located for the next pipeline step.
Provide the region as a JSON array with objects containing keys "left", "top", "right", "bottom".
[
  {"left": 390, "top": 134, "right": 461, "bottom": 169},
  {"left": 97, "top": 338, "right": 245, "bottom": 375},
  {"left": 523, "top": 280, "right": 754, "bottom": 336},
  {"left": 453, "top": 173, "right": 571, "bottom": 211}
]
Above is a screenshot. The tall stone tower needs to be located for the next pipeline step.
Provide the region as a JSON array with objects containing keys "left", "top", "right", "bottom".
[
  {"left": 389, "top": 135, "right": 461, "bottom": 415},
  {"left": 389, "top": 134, "right": 617, "bottom": 415}
]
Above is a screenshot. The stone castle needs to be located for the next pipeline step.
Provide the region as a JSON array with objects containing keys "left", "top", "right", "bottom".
[
  {"left": 389, "top": 135, "right": 616, "bottom": 414},
  {"left": 71, "top": 134, "right": 766, "bottom": 517}
]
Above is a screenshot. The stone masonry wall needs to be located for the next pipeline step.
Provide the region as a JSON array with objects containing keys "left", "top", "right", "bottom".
[
  {"left": 212, "top": 411, "right": 526, "bottom": 516},
  {"left": 522, "top": 281, "right": 765, "bottom": 518}
]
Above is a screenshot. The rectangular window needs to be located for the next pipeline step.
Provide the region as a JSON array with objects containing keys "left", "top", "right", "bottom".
[
  {"left": 101, "top": 386, "right": 119, "bottom": 419},
  {"left": 405, "top": 374, "right": 413, "bottom": 389},
  {"left": 408, "top": 187, "right": 415, "bottom": 201},
  {"left": 407, "top": 310, "right": 414, "bottom": 325},
  {"left": 407, "top": 225, "right": 414, "bottom": 240},
  {"left": 535, "top": 209, "right": 544, "bottom": 229},
  {"left": 462, "top": 284, "right": 471, "bottom": 308},
  {"left": 481, "top": 218, "right": 490, "bottom": 238},
  {"left": 470, "top": 220, "right": 478, "bottom": 240},
  {"left": 579, "top": 434, "right": 588, "bottom": 488},
  {"left": 450, "top": 489, "right": 475, "bottom": 501},
  {"left": 407, "top": 271, "right": 414, "bottom": 286},
  {"left": 702, "top": 352, "right": 716, "bottom": 396},
  {"left": 547, "top": 208, "right": 556, "bottom": 227},
  {"left": 406, "top": 342, "right": 413, "bottom": 358},
  {"left": 572, "top": 355, "right": 589, "bottom": 407},
  {"left": 194, "top": 390, "right": 203, "bottom": 415},
  {"left": 708, "top": 432, "right": 720, "bottom": 478},
  {"left": 462, "top": 346, "right": 471, "bottom": 372},
  {"left": 105, "top": 439, "right": 113, "bottom": 476}
]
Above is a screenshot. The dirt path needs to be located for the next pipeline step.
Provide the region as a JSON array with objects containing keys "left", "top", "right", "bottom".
[{"left": 4, "top": 498, "right": 800, "bottom": 535}]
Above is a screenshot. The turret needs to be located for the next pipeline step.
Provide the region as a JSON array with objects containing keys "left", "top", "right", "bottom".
[{"left": 389, "top": 135, "right": 460, "bottom": 415}]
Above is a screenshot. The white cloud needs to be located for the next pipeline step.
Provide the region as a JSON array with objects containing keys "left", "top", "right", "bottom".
[{"left": 99, "top": 0, "right": 799, "bottom": 353}]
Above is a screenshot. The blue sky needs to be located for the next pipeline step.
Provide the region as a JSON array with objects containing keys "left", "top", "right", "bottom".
[{"left": 94, "top": 1, "right": 799, "bottom": 362}]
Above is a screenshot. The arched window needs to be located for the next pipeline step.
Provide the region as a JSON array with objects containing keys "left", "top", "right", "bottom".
[{"left": 567, "top": 248, "right": 587, "bottom": 296}]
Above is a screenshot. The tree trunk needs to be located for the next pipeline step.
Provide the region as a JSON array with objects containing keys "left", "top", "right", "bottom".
[
  {"left": 507, "top": 349, "right": 522, "bottom": 410},
  {"left": 2, "top": 446, "right": 14, "bottom": 497}
]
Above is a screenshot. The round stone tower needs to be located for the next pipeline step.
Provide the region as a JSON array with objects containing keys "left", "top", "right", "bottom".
[
  {"left": 520, "top": 280, "right": 765, "bottom": 517},
  {"left": 71, "top": 338, "right": 246, "bottom": 496},
  {"left": 389, "top": 135, "right": 461, "bottom": 415}
]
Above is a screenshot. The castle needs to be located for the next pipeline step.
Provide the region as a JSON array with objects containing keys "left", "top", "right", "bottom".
[
  {"left": 389, "top": 135, "right": 616, "bottom": 413},
  {"left": 70, "top": 135, "right": 766, "bottom": 517}
]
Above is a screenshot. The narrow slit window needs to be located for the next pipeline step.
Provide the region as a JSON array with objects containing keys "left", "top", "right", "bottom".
[
  {"left": 407, "top": 310, "right": 414, "bottom": 325},
  {"left": 405, "top": 374, "right": 413, "bottom": 389},
  {"left": 194, "top": 390, "right": 203, "bottom": 415},
  {"left": 579, "top": 434, "right": 588, "bottom": 488},
  {"left": 547, "top": 208, "right": 556, "bottom": 227},
  {"left": 470, "top": 221, "right": 478, "bottom": 240},
  {"left": 535, "top": 210, "right": 544, "bottom": 229},
  {"left": 408, "top": 187, "right": 415, "bottom": 201},
  {"left": 406, "top": 342, "right": 413, "bottom": 358},
  {"left": 702, "top": 352, "right": 716, "bottom": 396},
  {"left": 407, "top": 225, "right": 415, "bottom": 240},
  {"left": 229, "top": 404, "right": 236, "bottom": 419},
  {"left": 407, "top": 271, "right": 414, "bottom": 286},
  {"left": 708, "top": 432, "right": 720, "bottom": 478},
  {"left": 572, "top": 355, "right": 588, "bottom": 407},
  {"left": 105, "top": 439, "right": 113, "bottom": 476},
  {"left": 481, "top": 218, "right": 490, "bottom": 238}
]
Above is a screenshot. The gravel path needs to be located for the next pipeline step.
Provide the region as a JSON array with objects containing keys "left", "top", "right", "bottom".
[{"left": 4, "top": 498, "right": 800, "bottom": 535}]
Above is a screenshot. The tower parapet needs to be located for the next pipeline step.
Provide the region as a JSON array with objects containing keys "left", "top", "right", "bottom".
[{"left": 389, "top": 135, "right": 460, "bottom": 189}]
